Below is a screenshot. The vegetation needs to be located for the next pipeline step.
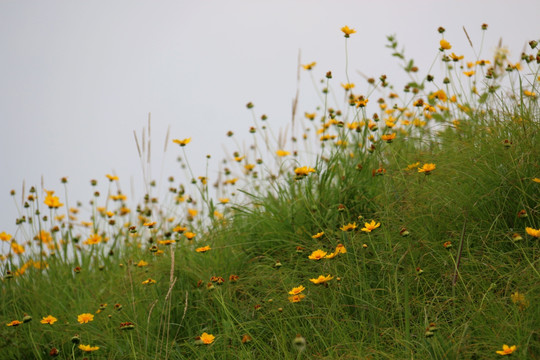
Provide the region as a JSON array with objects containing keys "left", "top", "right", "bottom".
[{"left": 1, "top": 25, "right": 539, "bottom": 359}]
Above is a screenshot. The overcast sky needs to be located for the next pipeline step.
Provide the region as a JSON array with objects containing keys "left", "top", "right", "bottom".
[{"left": 1, "top": 0, "right": 539, "bottom": 243}]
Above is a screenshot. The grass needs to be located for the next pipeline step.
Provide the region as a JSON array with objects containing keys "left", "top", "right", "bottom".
[{"left": 1, "top": 25, "right": 539, "bottom": 359}]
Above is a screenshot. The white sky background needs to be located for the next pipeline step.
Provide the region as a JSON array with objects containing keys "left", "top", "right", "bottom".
[{"left": 1, "top": 0, "right": 539, "bottom": 242}]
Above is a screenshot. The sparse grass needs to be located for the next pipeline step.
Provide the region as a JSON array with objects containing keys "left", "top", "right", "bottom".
[{"left": 1, "top": 25, "right": 539, "bottom": 359}]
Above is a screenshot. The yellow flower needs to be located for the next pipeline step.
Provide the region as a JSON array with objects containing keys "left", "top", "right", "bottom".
[
  {"left": 83, "top": 233, "right": 102, "bottom": 245},
  {"left": 288, "top": 285, "right": 305, "bottom": 295},
  {"left": 200, "top": 332, "right": 215, "bottom": 345},
  {"left": 533, "top": 178, "right": 540, "bottom": 183},
  {"left": 510, "top": 291, "right": 529, "bottom": 310},
  {"left": 40, "top": 315, "right": 58, "bottom": 325},
  {"left": 439, "top": 39, "right": 451, "bottom": 50},
  {"left": 463, "top": 70, "right": 475, "bottom": 77},
  {"left": 188, "top": 209, "right": 198, "bottom": 217},
  {"left": 196, "top": 245, "right": 211, "bottom": 253},
  {"left": 381, "top": 133, "right": 396, "bottom": 143},
  {"left": 11, "top": 242, "right": 25, "bottom": 255},
  {"left": 288, "top": 294, "right": 306, "bottom": 303},
  {"left": 44, "top": 192, "right": 64, "bottom": 209},
  {"left": 219, "top": 198, "right": 230, "bottom": 204},
  {"left": 341, "top": 25, "right": 356, "bottom": 37},
  {"left": 361, "top": 220, "right": 381, "bottom": 233},
  {"left": 157, "top": 239, "right": 175, "bottom": 245},
  {"left": 525, "top": 227, "right": 540, "bottom": 238},
  {"left": 341, "top": 83, "right": 355, "bottom": 91},
  {"left": 276, "top": 150, "right": 290, "bottom": 157},
  {"left": 0, "top": 232, "right": 12, "bottom": 242},
  {"left": 304, "top": 112, "right": 316, "bottom": 120},
  {"left": 312, "top": 231, "right": 324, "bottom": 239},
  {"left": 334, "top": 244, "right": 347, "bottom": 254},
  {"left": 302, "top": 62, "right": 316, "bottom": 70},
  {"left": 142, "top": 278, "right": 156, "bottom": 285},
  {"left": 6, "top": 320, "right": 22, "bottom": 327},
  {"left": 137, "top": 260, "right": 148, "bottom": 267},
  {"left": 294, "top": 166, "right": 316, "bottom": 177},
  {"left": 340, "top": 223, "right": 357, "bottom": 232},
  {"left": 418, "top": 163, "right": 436, "bottom": 174},
  {"left": 77, "top": 313, "right": 94, "bottom": 324},
  {"left": 184, "top": 232, "right": 196, "bottom": 240},
  {"left": 173, "top": 138, "right": 191, "bottom": 146},
  {"left": 355, "top": 98, "right": 368, "bottom": 107},
  {"left": 310, "top": 274, "right": 334, "bottom": 285},
  {"left": 79, "top": 344, "right": 100, "bottom": 352},
  {"left": 496, "top": 344, "right": 516, "bottom": 355},
  {"left": 450, "top": 52, "right": 464, "bottom": 61},
  {"left": 405, "top": 162, "right": 421, "bottom": 171},
  {"left": 308, "top": 249, "right": 327, "bottom": 260},
  {"left": 173, "top": 225, "right": 187, "bottom": 233},
  {"left": 106, "top": 174, "right": 118, "bottom": 181},
  {"left": 144, "top": 221, "right": 156, "bottom": 228}
]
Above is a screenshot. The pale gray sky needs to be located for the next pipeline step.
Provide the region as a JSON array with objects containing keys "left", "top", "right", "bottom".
[{"left": 1, "top": 0, "right": 539, "bottom": 245}]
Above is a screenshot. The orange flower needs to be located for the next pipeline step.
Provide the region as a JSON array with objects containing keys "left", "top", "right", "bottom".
[
  {"left": 200, "top": 332, "right": 215, "bottom": 345},
  {"left": 196, "top": 245, "right": 211, "bottom": 253},
  {"left": 40, "top": 315, "right": 58, "bottom": 325},
  {"left": 311, "top": 231, "right": 324, "bottom": 239},
  {"left": 418, "top": 163, "right": 436, "bottom": 174}
]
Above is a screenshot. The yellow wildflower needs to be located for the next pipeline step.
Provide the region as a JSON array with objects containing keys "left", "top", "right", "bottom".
[
  {"left": 44, "top": 192, "right": 63, "bottom": 209},
  {"left": 341, "top": 83, "right": 355, "bottom": 91},
  {"left": 302, "top": 62, "right": 316, "bottom": 70},
  {"left": 418, "top": 163, "right": 436, "bottom": 174},
  {"left": 439, "top": 39, "right": 451, "bottom": 50},
  {"left": 40, "top": 315, "right": 58, "bottom": 325},
  {"left": 294, "top": 166, "right": 316, "bottom": 177},
  {"left": 288, "top": 285, "right": 305, "bottom": 295},
  {"left": 341, "top": 25, "right": 356, "bottom": 37},
  {"left": 142, "top": 278, "right": 156, "bottom": 285},
  {"left": 288, "top": 294, "right": 306, "bottom": 303},
  {"left": 6, "top": 320, "right": 22, "bottom": 327},
  {"left": 173, "top": 138, "right": 191, "bottom": 146},
  {"left": 83, "top": 233, "right": 102, "bottom": 245},
  {"left": 276, "top": 150, "right": 290, "bottom": 157},
  {"left": 219, "top": 198, "right": 230, "bottom": 204},
  {"left": 525, "top": 227, "right": 540, "bottom": 238},
  {"left": 381, "top": 133, "right": 396, "bottom": 143},
  {"left": 196, "top": 245, "right": 211, "bottom": 253},
  {"left": 106, "top": 174, "right": 118, "bottom": 181},
  {"left": 11, "top": 242, "right": 25, "bottom": 255},
  {"left": 308, "top": 249, "right": 327, "bottom": 260},
  {"left": 184, "top": 231, "right": 196, "bottom": 240},
  {"left": 496, "top": 344, "right": 516, "bottom": 356},
  {"left": 312, "top": 231, "right": 324, "bottom": 239},
  {"left": 361, "top": 220, "right": 381, "bottom": 233},
  {"left": 136, "top": 260, "right": 148, "bottom": 267},
  {"left": 200, "top": 332, "right": 215, "bottom": 344},
  {"left": 340, "top": 223, "right": 357, "bottom": 232},
  {"left": 0, "top": 232, "right": 12, "bottom": 241},
  {"left": 79, "top": 344, "right": 99, "bottom": 352},
  {"left": 77, "top": 313, "right": 94, "bottom": 324},
  {"left": 310, "top": 274, "right": 334, "bottom": 285}
]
